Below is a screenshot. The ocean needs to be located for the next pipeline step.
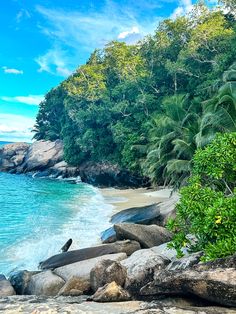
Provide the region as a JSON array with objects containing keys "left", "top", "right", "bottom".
[{"left": 0, "top": 168, "right": 114, "bottom": 276}]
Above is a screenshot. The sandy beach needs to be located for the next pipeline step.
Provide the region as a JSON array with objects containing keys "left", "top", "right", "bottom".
[{"left": 100, "top": 187, "right": 174, "bottom": 212}]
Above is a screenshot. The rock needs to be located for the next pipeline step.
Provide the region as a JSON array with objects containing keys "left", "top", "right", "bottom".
[
  {"left": 121, "top": 248, "right": 170, "bottom": 293},
  {"left": 40, "top": 240, "right": 140, "bottom": 270},
  {"left": 58, "top": 277, "right": 90, "bottom": 296},
  {"left": 9, "top": 270, "right": 40, "bottom": 295},
  {"left": 78, "top": 161, "right": 150, "bottom": 188},
  {"left": 53, "top": 252, "right": 127, "bottom": 282},
  {"left": 166, "top": 252, "right": 203, "bottom": 271},
  {"left": 101, "top": 226, "right": 117, "bottom": 243},
  {"left": 91, "top": 281, "right": 131, "bottom": 302},
  {"left": 90, "top": 260, "right": 127, "bottom": 292},
  {"left": 114, "top": 223, "right": 173, "bottom": 248},
  {"left": 150, "top": 242, "right": 184, "bottom": 260},
  {"left": 141, "top": 255, "right": 236, "bottom": 307},
  {"left": 21, "top": 140, "right": 64, "bottom": 172},
  {"left": 0, "top": 275, "right": 6, "bottom": 280},
  {"left": 0, "top": 278, "right": 16, "bottom": 296},
  {"left": 0, "top": 142, "right": 29, "bottom": 171},
  {"left": 0, "top": 295, "right": 143, "bottom": 313},
  {"left": 28, "top": 270, "right": 65, "bottom": 296},
  {"left": 110, "top": 203, "right": 161, "bottom": 225}
]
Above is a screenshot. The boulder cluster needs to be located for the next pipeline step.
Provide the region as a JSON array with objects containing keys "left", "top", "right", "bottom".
[
  {"left": 0, "top": 140, "right": 149, "bottom": 187},
  {"left": 0, "top": 199, "right": 235, "bottom": 313}
]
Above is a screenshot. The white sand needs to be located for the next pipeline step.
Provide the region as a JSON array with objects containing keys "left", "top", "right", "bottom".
[{"left": 100, "top": 187, "right": 174, "bottom": 212}]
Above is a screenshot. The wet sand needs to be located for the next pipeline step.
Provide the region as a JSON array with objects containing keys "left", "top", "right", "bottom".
[{"left": 100, "top": 187, "right": 173, "bottom": 212}]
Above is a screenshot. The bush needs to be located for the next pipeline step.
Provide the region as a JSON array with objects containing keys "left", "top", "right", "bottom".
[{"left": 167, "top": 132, "right": 236, "bottom": 261}]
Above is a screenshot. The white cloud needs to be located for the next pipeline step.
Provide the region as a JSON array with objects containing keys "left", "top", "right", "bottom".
[
  {"left": 0, "top": 114, "right": 35, "bottom": 143},
  {"left": 16, "top": 8, "right": 31, "bottom": 23},
  {"left": 171, "top": 0, "right": 193, "bottom": 19},
  {"left": 35, "top": 48, "right": 72, "bottom": 77},
  {"left": 35, "top": 1, "right": 161, "bottom": 75},
  {"left": 1, "top": 95, "right": 44, "bottom": 106},
  {"left": 118, "top": 26, "right": 140, "bottom": 39},
  {"left": 2, "top": 66, "right": 23, "bottom": 75}
]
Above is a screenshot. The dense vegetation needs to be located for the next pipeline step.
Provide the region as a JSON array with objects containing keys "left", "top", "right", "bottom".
[
  {"left": 168, "top": 132, "right": 236, "bottom": 260},
  {"left": 34, "top": 1, "right": 236, "bottom": 260}
]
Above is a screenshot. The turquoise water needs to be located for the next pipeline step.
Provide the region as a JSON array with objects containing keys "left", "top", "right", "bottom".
[{"left": 0, "top": 172, "right": 113, "bottom": 276}]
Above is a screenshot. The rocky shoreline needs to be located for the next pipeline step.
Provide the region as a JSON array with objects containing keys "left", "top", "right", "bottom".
[
  {"left": 0, "top": 197, "right": 236, "bottom": 313},
  {"left": 0, "top": 140, "right": 236, "bottom": 313},
  {"left": 0, "top": 140, "right": 149, "bottom": 188}
]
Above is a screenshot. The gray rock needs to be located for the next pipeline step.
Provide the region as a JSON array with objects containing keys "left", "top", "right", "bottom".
[
  {"left": 28, "top": 270, "right": 65, "bottom": 296},
  {"left": 111, "top": 203, "right": 160, "bottom": 225},
  {"left": 166, "top": 252, "right": 203, "bottom": 271},
  {"left": 114, "top": 223, "right": 172, "bottom": 248},
  {"left": 121, "top": 248, "right": 170, "bottom": 293},
  {"left": 0, "top": 279, "right": 16, "bottom": 296},
  {"left": 150, "top": 242, "right": 183, "bottom": 260},
  {"left": 53, "top": 252, "right": 127, "bottom": 282},
  {"left": 57, "top": 277, "right": 90, "bottom": 296},
  {"left": 9, "top": 270, "right": 40, "bottom": 295},
  {"left": 90, "top": 260, "right": 127, "bottom": 292},
  {"left": 0, "top": 275, "right": 6, "bottom": 281},
  {"left": 141, "top": 255, "right": 236, "bottom": 307},
  {"left": 22, "top": 140, "right": 64, "bottom": 172},
  {"left": 0, "top": 142, "right": 29, "bottom": 171},
  {"left": 40, "top": 240, "right": 140, "bottom": 270},
  {"left": 0, "top": 295, "right": 143, "bottom": 313},
  {"left": 91, "top": 281, "right": 131, "bottom": 302}
]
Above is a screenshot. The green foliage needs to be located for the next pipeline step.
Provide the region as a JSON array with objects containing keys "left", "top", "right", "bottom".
[
  {"left": 168, "top": 133, "right": 236, "bottom": 261},
  {"left": 34, "top": 4, "right": 236, "bottom": 184}
]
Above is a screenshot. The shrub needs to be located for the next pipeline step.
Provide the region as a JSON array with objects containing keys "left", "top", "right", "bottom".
[{"left": 167, "top": 132, "right": 236, "bottom": 261}]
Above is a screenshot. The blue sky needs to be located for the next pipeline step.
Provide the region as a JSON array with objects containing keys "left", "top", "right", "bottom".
[{"left": 0, "top": 0, "right": 212, "bottom": 142}]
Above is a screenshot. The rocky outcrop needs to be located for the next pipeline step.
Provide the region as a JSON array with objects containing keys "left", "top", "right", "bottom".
[
  {"left": 120, "top": 248, "right": 171, "bottom": 294},
  {"left": 27, "top": 270, "right": 65, "bottom": 296},
  {"left": 0, "top": 141, "right": 149, "bottom": 187},
  {"left": 0, "top": 140, "right": 79, "bottom": 179},
  {"left": 90, "top": 281, "right": 131, "bottom": 302},
  {"left": 101, "top": 204, "right": 161, "bottom": 243},
  {"left": 0, "top": 275, "right": 16, "bottom": 296},
  {"left": 40, "top": 240, "right": 141, "bottom": 270},
  {"left": 53, "top": 253, "right": 127, "bottom": 282},
  {"left": 114, "top": 223, "right": 173, "bottom": 248},
  {"left": 90, "top": 260, "right": 127, "bottom": 292},
  {"left": 0, "top": 142, "right": 29, "bottom": 171},
  {"left": 140, "top": 255, "right": 236, "bottom": 307},
  {"left": 20, "top": 140, "right": 64, "bottom": 172},
  {"left": 79, "top": 161, "right": 150, "bottom": 188}
]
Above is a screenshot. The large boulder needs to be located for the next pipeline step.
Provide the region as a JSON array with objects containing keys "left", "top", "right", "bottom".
[
  {"left": 9, "top": 270, "right": 40, "bottom": 295},
  {"left": 21, "top": 140, "right": 64, "bottom": 172},
  {"left": 110, "top": 203, "right": 161, "bottom": 225},
  {"left": 53, "top": 253, "right": 127, "bottom": 282},
  {"left": 0, "top": 276, "right": 16, "bottom": 296},
  {"left": 90, "top": 281, "right": 131, "bottom": 302},
  {"left": 57, "top": 277, "right": 90, "bottom": 296},
  {"left": 121, "top": 248, "right": 170, "bottom": 294},
  {"left": 90, "top": 260, "right": 127, "bottom": 292},
  {"left": 28, "top": 270, "right": 65, "bottom": 296},
  {"left": 114, "top": 223, "right": 173, "bottom": 248},
  {"left": 78, "top": 161, "right": 149, "bottom": 188},
  {"left": 141, "top": 255, "right": 236, "bottom": 307},
  {"left": 0, "top": 142, "right": 29, "bottom": 171},
  {"left": 40, "top": 240, "right": 140, "bottom": 270}
]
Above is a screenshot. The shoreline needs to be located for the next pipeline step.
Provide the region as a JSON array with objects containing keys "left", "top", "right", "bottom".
[{"left": 100, "top": 187, "right": 173, "bottom": 212}]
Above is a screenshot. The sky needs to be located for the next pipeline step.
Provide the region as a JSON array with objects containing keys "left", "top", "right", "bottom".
[{"left": 0, "top": 0, "right": 214, "bottom": 142}]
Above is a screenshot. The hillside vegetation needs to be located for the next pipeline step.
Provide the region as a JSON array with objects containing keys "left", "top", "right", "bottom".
[{"left": 34, "top": 2, "right": 236, "bottom": 260}]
